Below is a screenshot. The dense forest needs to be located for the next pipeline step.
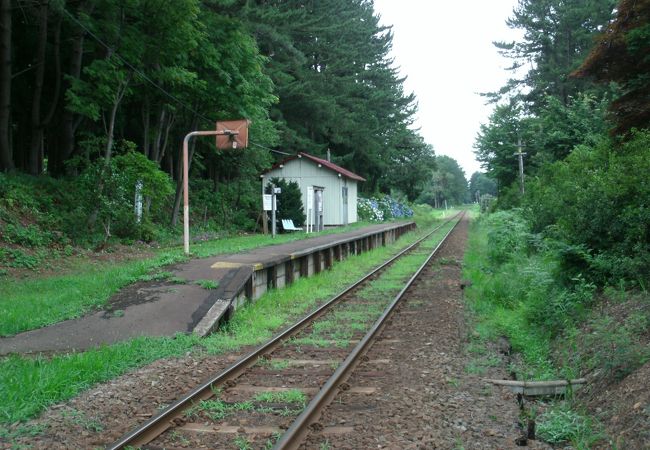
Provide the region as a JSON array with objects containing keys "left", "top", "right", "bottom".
[
  {"left": 1, "top": 0, "right": 453, "bottom": 244},
  {"left": 474, "top": 0, "right": 649, "bottom": 285}
]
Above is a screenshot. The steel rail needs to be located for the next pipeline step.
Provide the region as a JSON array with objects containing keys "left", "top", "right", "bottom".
[
  {"left": 273, "top": 212, "right": 465, "bottom": 449},
  {"left": 107, "top": 212, "right": 462, "bottom": 450}
]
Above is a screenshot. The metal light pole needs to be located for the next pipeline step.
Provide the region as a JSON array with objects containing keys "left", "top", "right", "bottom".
[{"left": 182, "top": 127, "right": 244, "bottom": 255}]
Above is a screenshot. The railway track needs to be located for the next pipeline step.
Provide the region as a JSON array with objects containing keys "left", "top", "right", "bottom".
[{"left": 108, "top": 212, "right": 464, "bottom": 450}]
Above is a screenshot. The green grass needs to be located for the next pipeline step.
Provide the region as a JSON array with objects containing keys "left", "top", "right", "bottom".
[
  {"left": 196, "top": 279, "right": 219, "bottom": 290},
  {"left": 462, "top": 218, "right": 556, "bottom": 380},
  {"left": 0, "top": 221, "right": 392, "bottom": 337},
  {"left": 253, "top": 389, "right": 306, "bottom": 405},
  {"left": 0, "top": 333, "right": 201, "bottom": 423},
  {"left": 286, "top": 221, "right": 458, "bottom": 351},
  {"left": 0, "top": 209, "right": 455, "bottom": 427},
  {"left": 136, "top": 271, "right": 173, "bottom": 282},
  {"left": 187, "top": 398, "right": 255, "bottom": 420},
  {"left": 256, "top": 358, "right": 291, "bottom": 370},
  {"left": 462, "top": 210, "right": 649, "bottom": 448},
  {"left": 0, "top": 251, "right": 188, "bottom": 336},
  {"left": 536, "top": 403, "right": 605, "bottom": 448},
  {"left": 234, "top": 435, "right": 253, "bottom": 450}
]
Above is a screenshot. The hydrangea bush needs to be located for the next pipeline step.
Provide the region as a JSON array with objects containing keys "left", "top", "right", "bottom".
[{"left": 357, "top": 195, "right": 413, "bottom": 222}]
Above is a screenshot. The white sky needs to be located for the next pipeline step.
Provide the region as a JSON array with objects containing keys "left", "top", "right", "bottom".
[{"left": 374, "top": 0, "right": 522, "bottom": 177}]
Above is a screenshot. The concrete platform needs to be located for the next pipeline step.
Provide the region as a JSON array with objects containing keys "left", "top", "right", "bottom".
[{"left": 0, "top": 222, "right": 415, "bottom": 355}]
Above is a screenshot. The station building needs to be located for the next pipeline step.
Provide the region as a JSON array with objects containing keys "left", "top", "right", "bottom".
[{"left": 261, "top": 152, "right": 365, "bottom": 230}]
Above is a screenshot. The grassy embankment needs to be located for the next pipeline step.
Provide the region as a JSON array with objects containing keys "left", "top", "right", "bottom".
[
  {"left": 463, "top": 210, "right": 649, "bottom": 448},
  {"left": 0, "top": 207, "right": 457, "bottom": 431}
]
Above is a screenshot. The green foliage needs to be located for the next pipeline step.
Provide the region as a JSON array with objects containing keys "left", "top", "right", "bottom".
[
  {"left": 563, "top": 301, "right": 650, "bottom": 381},
  {"left": 474, "top": 103, "right": 532, "bottom": 190},
  {"left": 417, "top": 156, "right": 468, "bottom": 207},
  {"left": 535, "top": 93, "right": 611, "bottom": 162},
  {"left": 468, "top": 172, "right": 497, "bottom": 202},
  {"left": 75, "top": 147, "right": 173, "bottom": 241},
  {"left": 463, "top": 211, "right": 605, "bottom": 380},
  {"left": 479, "top": 194, "right": 495, "bottom": 213},
  {"left": 4, "top": 0, "right": 437, "bottom": 234},
  {"left": 2, "top": 224, "right": 52, "bottom": 247},
  {"left": 484, "top": 210, "right": 530, "bottom": 265},
  {"left": 524, "top": 131, "right": 650, "bottom": 284},
  {"left": 0, "top": 248, "right": 43, "bottom": 269},
  {"left": 244, "top": 0, "right": 431, "bottom": 196},
  {"left": 488, "top": 0, "right": 616, "bottom": 108}
]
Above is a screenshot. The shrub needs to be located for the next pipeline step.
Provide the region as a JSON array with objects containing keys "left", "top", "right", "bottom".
[
  {"left": 358, "top": 197, "right": 384, "bottom": 222},
  {"left": 77, "top": 148, "right": 174, "bottom": 241},
  {"left": 357, "top": 195, "right": 412, "bottom": 222},
  {"left": 2, "top": 224, "right": 53, "bottom": 247},
  {"left": 483, "top": 210, "right": 531, "bottom": 265},
  {"left": 524, "top": 130, "right": 650, "bottom": 285}
]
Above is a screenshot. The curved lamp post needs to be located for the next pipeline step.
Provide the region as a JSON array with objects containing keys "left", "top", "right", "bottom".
[{"left": 182, "top": 120, "right": 249, "bottom": 255}]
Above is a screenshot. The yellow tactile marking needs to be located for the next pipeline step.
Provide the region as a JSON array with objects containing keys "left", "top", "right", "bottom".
[{"left": 210, "top": 261, "right": 245, "bottom": 269}]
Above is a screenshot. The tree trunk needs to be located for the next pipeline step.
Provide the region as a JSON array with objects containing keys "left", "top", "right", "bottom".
[
  {"left": 171, "top": 117, "right": 198, "bottom": 226},
  {"left": 28, "top": 2, "right": 49, "bottom": 175},
  {"left": 0, "top": 0, "right": 13, "bottom": 172},
  {"left": 165, "top": 148, "right": 173, "bottom": 177},
  {"left": 87, "top": 75, "right": 130, "bottom": 230},
  {"left": 60, "top": 2, "right": 93, "bottom": 171},
  {"left": 103, "top": 75, "right": 130, "bottom": 164},
  {"left": 158, "top": 110, "right": 174, "bottom": 165},
  {"left": 42, "top": 15, "right": 62, "bottom": 166},
  {"left": 150, "top": 106, "right": 166, "bottom": 163},
  {"left": 142, "top": 96, "right": 150, "bottom": 157}
]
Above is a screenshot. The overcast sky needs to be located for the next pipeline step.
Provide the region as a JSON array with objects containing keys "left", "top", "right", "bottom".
[{"left": 373, "top": 0, "right": 522, "bottom": 177}]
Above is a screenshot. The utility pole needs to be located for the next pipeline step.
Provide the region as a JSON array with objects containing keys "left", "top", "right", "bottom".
[{"left": 513, "top": 137, "right": 527, "bottom": 194}]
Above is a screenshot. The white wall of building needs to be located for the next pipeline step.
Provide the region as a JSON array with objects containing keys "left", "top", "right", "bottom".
[{"left": 262, "top": 156, "right": 359, "bottom": 226}]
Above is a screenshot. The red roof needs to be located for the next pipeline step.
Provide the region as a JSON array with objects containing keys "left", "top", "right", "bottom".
[{"left": 263, "top": 152, "right": 366, "bottom": 182}]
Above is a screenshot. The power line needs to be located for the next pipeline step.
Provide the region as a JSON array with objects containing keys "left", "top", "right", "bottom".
[{"left": 250, "top": 142, "right": 293, "bottom": 156}]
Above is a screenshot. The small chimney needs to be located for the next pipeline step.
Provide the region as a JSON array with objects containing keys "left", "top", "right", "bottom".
[{"left": 327, "top": 148, "right": 331, "bottom": 162}]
